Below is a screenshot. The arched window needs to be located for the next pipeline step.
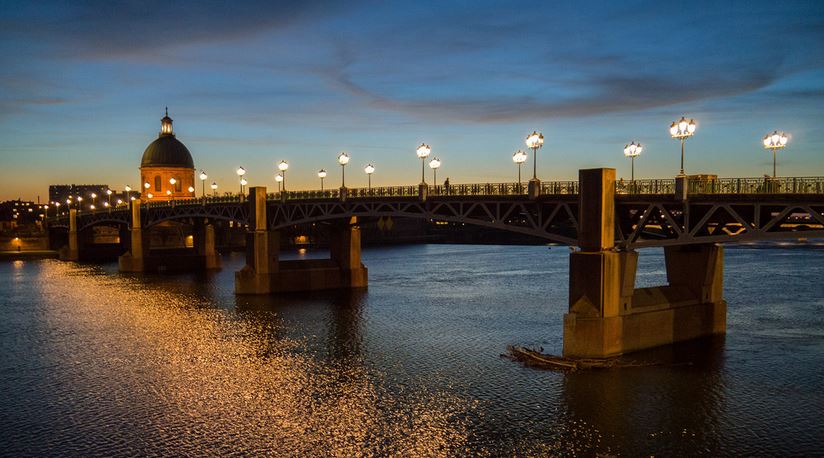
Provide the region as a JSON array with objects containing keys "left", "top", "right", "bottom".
[
  {"left": 174, "top": 178, "right": 181, "bottom": 192},
  {"left": 154, "top": 176, "right": 161, "bottom": 191}
]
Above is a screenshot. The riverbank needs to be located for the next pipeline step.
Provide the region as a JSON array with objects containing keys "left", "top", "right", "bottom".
[{"left": 0, "top": 250, "right": 59, "bottom": 261}]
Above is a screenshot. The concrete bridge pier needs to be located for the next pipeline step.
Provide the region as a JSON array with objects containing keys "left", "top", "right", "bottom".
[
  {"left": 235, "top": 186, "right": 367, "bottom": 295},
  {"left": 193, "top": 220, "right": 221, "bottom": 270},
  {"left": 118, "top": 200, "right": 146, "bottom": 272},
  {"left": 563, "top": 168, "right": 726, "bottom": 358},
  {"left": 59, "top": 209, "right": 80, "bottom": 261}
]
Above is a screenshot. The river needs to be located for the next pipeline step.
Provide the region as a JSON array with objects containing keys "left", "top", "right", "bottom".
[{"left": 1, "top": 244, "right": 822, "bottom": 456}]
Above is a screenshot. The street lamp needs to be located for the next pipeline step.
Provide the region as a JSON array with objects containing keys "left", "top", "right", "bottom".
[
  {"left": 199, "top": 171, "right": 208, "bottom": 198},
  {"left": 364, "top": 163, "right": 375, "bottom": 191},
  {"left": 623, "top": 141, "right": 643, "bottom": 182},
  {"left": 762, "top": 130, "right": 788, "bottom": 178},
  {"left": 670, "top": 116, "right": 697, "bottom": 176},
  {"left": 211, "top": 181, "right": 218, "bottom": 196},
  {"left": 237, "top": 166, "right": 246, "bottom": 194},
  {"left": 106, "top": 189, "right": 112, "bottom": 212},
  {"left": 90, "top": 192, "right": 97, "bottom": 209},
  {"left": 169, "top": 177, "right": 176, "bottom": 203},
  {"left": 416, "top": 143, "right": 431, "bottom": 184},
  {"left": 77, "top": 196, "right": 83, "bottom": 212},
  {"left": 144, "top": 182, "right": 150, "bottom": 191},
  {"left": 275, "top": 173, "right": 284, "bottom": 192},
  {"left": 318, "top": 169, "right": 327, "bottom": 191},
  {"left": 278, "top": 160, "right": 289, "bottom": 191},
  {"left": 338, "top": 152, "right": 350, "bottom": 188},
  {"left": 428, "top": 157, "right": 441, "bottom": 188},
  {"left": 240, "top": 177, "right": 248, "bottom": 195},
  {"left": 124, "top": 185, "right": 132, "bottom": 202},
  {"left": 512, "top": 149, "right": 527, "bottom": 188},
  {"left": 525, "top": 131, "right": 544, "bottom": 180}
]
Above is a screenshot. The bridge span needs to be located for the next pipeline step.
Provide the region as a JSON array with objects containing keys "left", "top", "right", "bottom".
[{"left": 48, "top": 169, "right": 824, "bottom": 358}]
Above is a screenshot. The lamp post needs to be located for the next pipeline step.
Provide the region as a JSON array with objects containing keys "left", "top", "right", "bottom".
[
  {"left": 144, "top": 182, "right": 151, "bottom": 199},
  {"left": 237, "top": 167, "right": 246, "bottom": 194},
  {"left": 106, "top": 189, "right": 112, "bottom": 212},
  {"left": 623, "top": 141, "right": 643, "bottom": 182},
  {"left": 240, "top": 177, "right": 248, "bottom": 198},
  {"left": 762, "top": 130, "right": 788, "bottom": 178},
  {"left": 670, "top": 116, "right": 696, "bottom": 176},
  {"left": 188, "top": 186, "right": 195, "bottom": 200},
  {"left": 55, "top": 202, "right": 60, "bottom": 217},
  {"left": 428, "top": 157, "right": 441, "bottom": 189},
  {"left": 318, "top": 169, "right": 327, "bottom": 191},
  {"left": 169, "top": 177, "right": 176, "bottom": 205},
  {"left": 364, "top": 163, "right": 375, "bottom": 191},
  {"left": 416, "top": 143, "right": 431, "bottom": 184},
  {"left": 124, "top": 185, "right": 132, "bottom": 202},
  {"left": 211, "top": 182, "right": 218, "bottom": 196},
  {"left": 199, "top": 171, "right": 207, "bottom": 199},
  {"left": 338, "top": 152, "right": 350, "bottom": 188},
  {"left": 512, "top": 149, "right": 527, "bottom": 190},
  {"left": 275, "top": 173, "right": 283, "bottom": 192},
  {"left": 90, "top": 192, "right": 97, "bottom": 210},
  {"left": 525, "top": 131, "right": 544, "bottom": 180},
  {"left": 278, "top": 160, "right": 288, "bottom": 191}
]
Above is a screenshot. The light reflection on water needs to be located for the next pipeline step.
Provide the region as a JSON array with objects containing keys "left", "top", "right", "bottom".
[{"left": 1, "top": 245, "right": 823, "bottom": 456}]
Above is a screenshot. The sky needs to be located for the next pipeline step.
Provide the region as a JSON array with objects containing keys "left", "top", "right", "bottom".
[{"left": 1, "top": 0, "right": 823, "bottom": 201}]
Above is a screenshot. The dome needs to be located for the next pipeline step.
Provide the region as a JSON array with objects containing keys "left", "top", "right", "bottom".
[
  {"left": 141, "top": 135, "right": 194, "bottom": 168},
  {"left": 140, "top": 109, "right": 194, "bottom": 169}
]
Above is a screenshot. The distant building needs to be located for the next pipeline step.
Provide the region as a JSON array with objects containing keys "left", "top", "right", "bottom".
[
  {"left": 139, "top": 109, "right": 195, "bottom": 201},
  {"left": 49, "top": 184, "right": 110, "bottom": 205},
  {"left": 0, "top": 199, "right": 44, "bottom": 228}
]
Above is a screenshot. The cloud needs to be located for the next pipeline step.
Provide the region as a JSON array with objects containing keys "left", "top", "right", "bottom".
[{"left": 0, "top": 0, "right": 353, "bottom": 59}]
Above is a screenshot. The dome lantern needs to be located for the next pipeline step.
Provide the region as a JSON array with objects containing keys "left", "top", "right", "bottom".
[{"left": 160, "top": 106, "right": 174, "bottom": 136}]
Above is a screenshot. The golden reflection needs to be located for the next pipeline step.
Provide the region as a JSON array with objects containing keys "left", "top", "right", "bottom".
[{"left": 39, "top": 261, "right": 473, "bottom": 455}]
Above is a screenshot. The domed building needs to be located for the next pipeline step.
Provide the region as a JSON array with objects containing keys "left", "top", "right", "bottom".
[{"left": 140, "top": 109, "right": 195, "bottom": 201}]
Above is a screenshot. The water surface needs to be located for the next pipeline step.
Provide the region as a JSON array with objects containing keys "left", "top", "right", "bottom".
[{"left": 1, "top": 245, "right": 823, "bottom": 456}]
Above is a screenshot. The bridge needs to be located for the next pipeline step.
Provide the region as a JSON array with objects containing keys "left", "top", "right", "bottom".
[{"left": 48, "top": 169, "right": 824, "bottom": 359}]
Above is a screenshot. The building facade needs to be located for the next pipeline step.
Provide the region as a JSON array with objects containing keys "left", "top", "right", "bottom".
[{"left": 140, "top": 110, "right": 195, "bottom": 201}]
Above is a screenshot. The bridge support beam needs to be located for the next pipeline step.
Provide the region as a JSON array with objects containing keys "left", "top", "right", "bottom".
[
  {"left": 235, "top": 187, "right": 368, "bottom": 294},
  {"left": 563, "top": 168, "right": 726, "bottom": 358},
  {"left": 59, "top": 209, "right": 80, "bottom": 261},
  {"left": 118, "top": 200, "right": 146, "bottom": 272}
]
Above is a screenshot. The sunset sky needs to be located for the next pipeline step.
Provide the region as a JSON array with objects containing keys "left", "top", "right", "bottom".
[{"left": 1, "top": 0, "right": 823, "bottom": 201}]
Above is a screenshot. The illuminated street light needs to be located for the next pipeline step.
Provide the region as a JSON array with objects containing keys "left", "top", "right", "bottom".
[
  {"left": 144, "top": 182, "right": 150, "bottom": 190},
  {"left": 211, "top": 182, "right": 218, "bottom": 196},
  {"left": 187, "top": 186, "right": 194, "bottom": 193},
  {"left": 147, "top": 193, "right": 153, "bottom": 199},
  {"left": 275, "top": 173, "right": 284, "bottom": 192},
  {"left": 106, "top": 189, "right": 112, "bottom": 211},
  {"left": 237, "top": 166, "right": 246, "bottom": 194},
  {"left": 338, "top": 152, "right": 350, "bottom": 188},
  {"left": 428, "top": 157, "right": 441, "bottom": 186},
  {"left": 669, "top": 116, "right": 697, "bottom": 176},
  {"left": 525, "top": 131, "right": 544, "bottom": 181},
  {"left": 318, "top": 169, "right": 327, "bottom": 191},
  {"left": 124, "top": 185, "right": 132, "bottom": 202},
  {"left": 278, "top": 160, "right": 289, "bottom": 191},
  {"left": 364, "top": 163, "right": 375, "bottom": 190},
  {"left": 77, "top": 196, "right": 83, "bottom": 213},
  {"left": 763, "top": 130, "right": 788, "bottom": 178},
  {"left": 416, "top": 143, "right": 431, "bottom": 184},
  {"left": 168, "top": 178, "right": 176, "bottom": 203},
  {"left": 623, "top": 141, "right": 643, "bottom": 182},
  {"left": 512, "top": 150, "right": 527, "bottom": 188},
  {"left": 199, "top": 171, "right": 207, "bottom": 198},
  {"left": 90, "top": 192, "right": 97, "bottom": 209}
]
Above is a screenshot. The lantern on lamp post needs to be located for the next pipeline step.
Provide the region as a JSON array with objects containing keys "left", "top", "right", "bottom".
[
  {"left": 623, "top": 141, "right": 643, "bottom": 182},
  {"left": 762, "top": 131, "right": 788, "bottom": 178},
  {"left": 670, "top": 116, "right": 697, "bottom": 176}
]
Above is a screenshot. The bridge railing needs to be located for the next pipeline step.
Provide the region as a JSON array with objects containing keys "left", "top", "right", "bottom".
[
  {"left": 687, "top": 176, "right": 824, "bottom": 194},
  {"left": 616, "top": 179, "right": 675, "bottom": 195}
]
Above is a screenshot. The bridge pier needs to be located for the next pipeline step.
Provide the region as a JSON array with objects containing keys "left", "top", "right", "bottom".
[
  {"left": 193, "top": 220, "right": 221, "bottom": 270},
  {"left": 235, "top": 187, "right": 368, "bottom": 295},
  {"left": 58, "top": 209, "right": 81, "bottom": 261},
  {"left": 563, "top": 168, "right": 726, "bottom": 358},
  {"left": 118, "top": 200, "right": 146, "bottom": 272}
]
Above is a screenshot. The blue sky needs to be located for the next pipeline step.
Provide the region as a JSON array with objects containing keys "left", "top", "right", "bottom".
[{"left": 1, "top": 0, "right": 823, "bottom": 200}]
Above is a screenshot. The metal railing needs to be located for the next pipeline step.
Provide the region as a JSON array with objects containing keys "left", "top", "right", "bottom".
[
  {"left": 46, "top": 176, "right": 824, "bottom": 220},
  {"left": 687, "top": 177, "right": 824, "bottom": 195},
  {"left": 616, "top": 179, "right": 675, "bottom": 195}
]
